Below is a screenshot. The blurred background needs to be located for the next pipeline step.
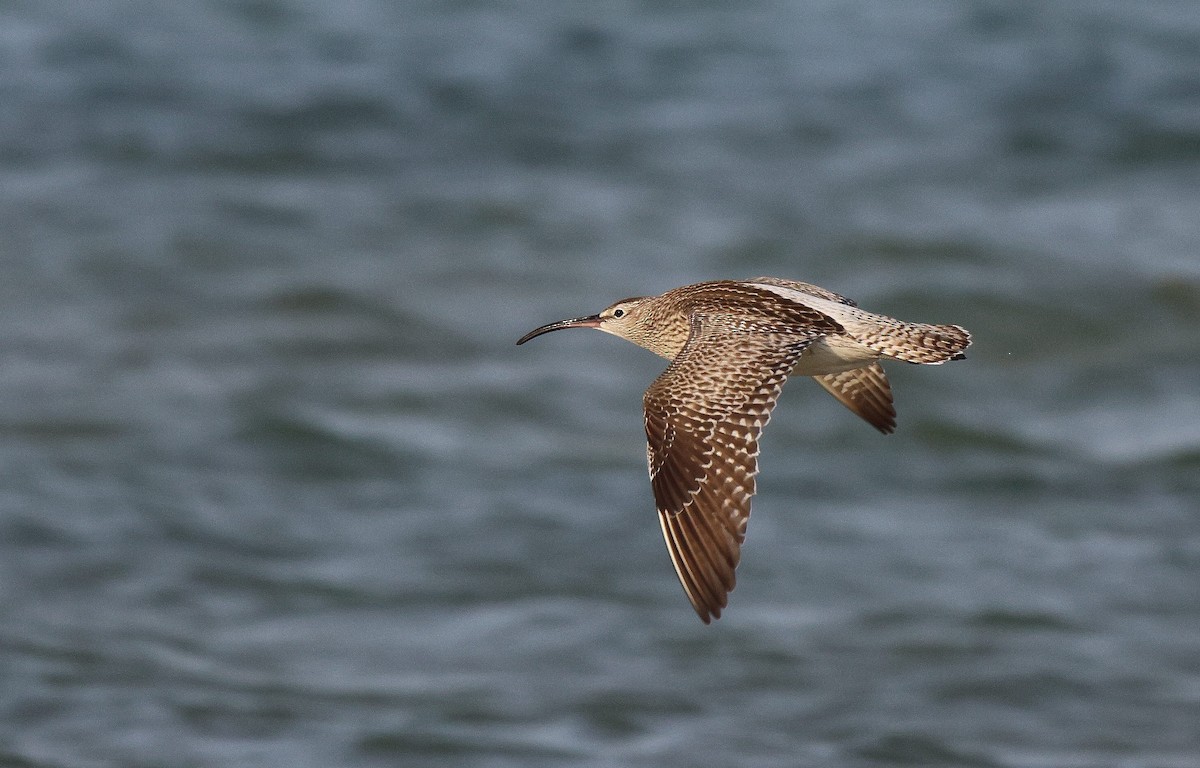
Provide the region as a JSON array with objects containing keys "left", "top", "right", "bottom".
[{"left": 1, "top": 1, "right": 1198, "bottom": 766}]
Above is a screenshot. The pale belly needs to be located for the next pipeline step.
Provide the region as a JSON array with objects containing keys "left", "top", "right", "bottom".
[{"left": 790, "top": 335, "right": 879, "bottom": 376}]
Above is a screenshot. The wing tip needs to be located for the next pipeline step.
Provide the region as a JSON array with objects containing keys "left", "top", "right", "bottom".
[
  {"left": 658, "top": 506, "right": 737, "bottom": 625},
  {"left": 813, "top": 364, "right": 897, "bottom": 435}
]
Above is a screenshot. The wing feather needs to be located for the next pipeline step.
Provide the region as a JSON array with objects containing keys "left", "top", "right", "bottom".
[
  {"left": 812, "top": 362, "right": 897, "bottom": 434},
  {"left": 644, "top": 314, "right": 824, "bottom": 622}
]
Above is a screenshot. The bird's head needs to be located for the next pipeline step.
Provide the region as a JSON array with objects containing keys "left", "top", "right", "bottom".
[{"left": 516, "top": 296, "right": 651, "bottom": 346}]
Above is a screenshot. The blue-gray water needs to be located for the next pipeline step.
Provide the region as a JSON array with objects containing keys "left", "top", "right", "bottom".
[{"left": 2, "top": 2, "right": 1199, "bottom": 766}]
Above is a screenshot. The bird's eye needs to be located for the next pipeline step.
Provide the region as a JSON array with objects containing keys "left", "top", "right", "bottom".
[{"left": 613, "top": 309, "right": 625, "bottom": 318}]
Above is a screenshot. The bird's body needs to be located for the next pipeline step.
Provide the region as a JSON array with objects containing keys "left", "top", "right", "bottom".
[{"left": 517, "top": 278, "right": 971, "bottom": 623}]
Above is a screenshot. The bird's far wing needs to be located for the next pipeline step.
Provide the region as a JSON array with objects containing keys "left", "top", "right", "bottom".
[
  {"left": 812, "top": 362, "right": 896, "bottom": 434},
  {"left": 643, "top": 315, "right": 823, "bottom": 623},
  {"left": 747, "top": 276, "right": 857, "bottom": 306}
]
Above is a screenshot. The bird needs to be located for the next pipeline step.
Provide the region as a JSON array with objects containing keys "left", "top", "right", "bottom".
[{"left": 516, "top": 277, "right": 971, "bottom": 623}]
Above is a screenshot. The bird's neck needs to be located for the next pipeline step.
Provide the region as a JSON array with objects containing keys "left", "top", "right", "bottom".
[{"left": 626, "top": 311, "right": 692, "bottom": 361}]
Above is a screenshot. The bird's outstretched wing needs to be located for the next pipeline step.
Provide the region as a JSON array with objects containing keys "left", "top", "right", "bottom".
[
  {"left": 813, "top": 362, "right": 896, "bottom": 434},
  {"left": 643, "top": 314, "right": 828, "bottom": 622}
]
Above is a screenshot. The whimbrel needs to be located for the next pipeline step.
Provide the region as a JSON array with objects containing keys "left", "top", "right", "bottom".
[{"left": 517, "top": 278, "right": 971, "bottom": 623}]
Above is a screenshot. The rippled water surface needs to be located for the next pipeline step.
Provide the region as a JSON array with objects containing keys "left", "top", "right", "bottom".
[{"left": 2, "top": 2, "right": 1199, "bottom": 766}]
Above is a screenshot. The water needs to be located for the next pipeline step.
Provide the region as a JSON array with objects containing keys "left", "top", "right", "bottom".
[{"left": 1, "top": 1, "right": 1198, "bottom": 766}]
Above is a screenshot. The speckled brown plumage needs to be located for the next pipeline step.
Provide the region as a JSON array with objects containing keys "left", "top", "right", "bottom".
[{"left": 517, "top": 278, "right": 971, "bottom": 623}]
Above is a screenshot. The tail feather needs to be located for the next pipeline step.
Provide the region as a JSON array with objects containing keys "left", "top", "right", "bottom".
[{"left": 863, "top": 322, "right": 971, "bottom": 364}]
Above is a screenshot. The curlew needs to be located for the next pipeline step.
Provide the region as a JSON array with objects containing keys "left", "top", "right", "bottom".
[{"left": 517, "top": 277, "right": 971, "bottom": 623}]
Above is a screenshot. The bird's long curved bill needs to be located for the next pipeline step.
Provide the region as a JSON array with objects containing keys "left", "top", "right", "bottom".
[{"left": 516, "top": 315, "right": 602, "bottom": 345}]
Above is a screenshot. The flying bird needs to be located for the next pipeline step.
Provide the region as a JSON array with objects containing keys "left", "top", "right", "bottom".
[{"left": 517, "top": 278, "right": 971, "bottom": 622}]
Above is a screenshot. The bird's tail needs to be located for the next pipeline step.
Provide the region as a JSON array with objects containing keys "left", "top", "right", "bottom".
[{"left": 862, "top": 321, "right": 972, "bottom": 365}]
